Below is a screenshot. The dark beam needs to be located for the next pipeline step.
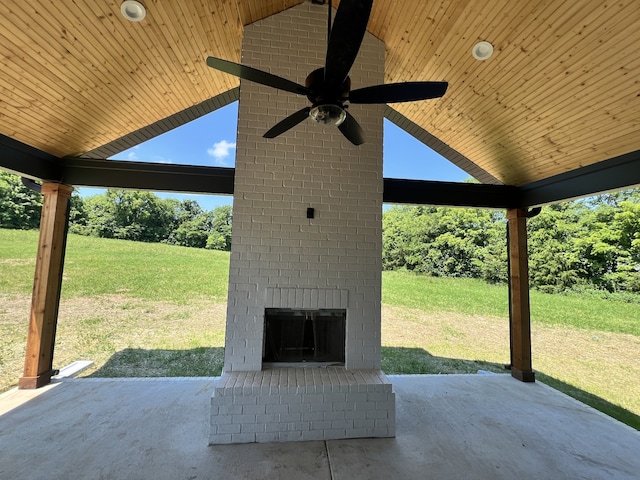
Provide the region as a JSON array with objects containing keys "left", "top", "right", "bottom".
[
  {"left": 0, "top": 134, "right": 62, "bottom": 181},
  {"left": 383, "top": 178, "right": 520, "bottom": 208},
  {"left": 61, "top": 158, "right": 235, "bottom": 195},
  {"left": 62, "top": 157, "right": 521, "bottom": 208},
  {"left": 519, "top": 149, "right": 640, "bottom": 207}
]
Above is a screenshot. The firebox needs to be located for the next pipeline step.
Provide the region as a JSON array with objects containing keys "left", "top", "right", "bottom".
[{"left": 263, "top": 309, "right": 346, "bottom": 364}]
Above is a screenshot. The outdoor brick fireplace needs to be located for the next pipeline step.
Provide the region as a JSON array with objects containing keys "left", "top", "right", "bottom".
[{"left": 209, "top": 3, "right": 395, "bottom": 444}]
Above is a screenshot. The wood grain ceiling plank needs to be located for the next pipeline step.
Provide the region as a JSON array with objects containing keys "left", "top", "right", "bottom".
[
  {"left": 416, "top": 2, "right": 572, "bottom": 127},
  {"left": 417, "top": 1, "right": 587, "bottom": 125},
  {"left": 196, "top": 0, "right": 243, "bottom": 63},
  {"left": 0, "top": 69, "right": 103, "bottom": 145},
  {"left": 92, "top": 1, "right": 234, "bottom": 133},
  {"left": 567, "top": 131, "right": 640, "bottom": 165},
  {"left": 235, "top": 0, "right": 253, "bottom": 26},
  {"left": 36, "top": 2, "right": 175, "bottom": 143},
  {"left": 402, "top": 0, "right": 476, "bottom": 82},
  {"left": 0, "top": 10, "right": 138, "bottom": 150},
  {"left": 86, "top": 1, "right": 191, "bottom": 113},
  {"left": 40, "top": 2, "right": 169, "bottom": 124},
  {"left": 488, "top": 2, "right": 638, "bottom": 114},
  {"left": 184, "top": 2, "right": 243, "bottom": 100},
  {"left": 159, "top": 2, "right": 221, "bottom": 96},
  {"left": 142, "top": 3, "right": 212, "bottom": 99},
  {"left": 241, "top": 0, "right": 264, "bottom": 25},
  {"left": 469, "top": 103, "right": 639, "bottom": 172},
  {"left": 452, "top": 49, "right": 640, "bottom": 162},
  {"left": 386, "top": 2, "right": 526, "bottom": 145},
  {"left": 380, "top": 1, "right": 461, "bottom": 83},
  {"left": 464, "top": 111, "right": 640, "bottom": 184},
  {"left": 445, "top": 1, "right": 635, "bottom": 140},
  {"left": 152, "top": 2, "right": 238, "bottom": 95},
  {"left": 367, "top": 0, "right": 392, "bottom": 41},
  {"left": 0, "top": 40, "right": 83, "bottom": 113},
  {"left": 448, "top": 67, "right": 640, "bottom": 161},
  {"left": 412, "top": 0, "right": 636, "bottom": 180},
  {"left": 0, "top": 101, "right": 71, "bottom": 150}
]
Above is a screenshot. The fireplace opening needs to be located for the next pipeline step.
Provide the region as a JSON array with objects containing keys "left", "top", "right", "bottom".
[{"left": 263, "top": 309, "right": 346, "bottom": 364}]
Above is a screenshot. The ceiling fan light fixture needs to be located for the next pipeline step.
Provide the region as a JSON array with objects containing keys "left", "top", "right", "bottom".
[
  {"left": 121, "top": 1, "right": 146, "bottom": 22},
  {"left": 309, "top": 104, "right": 346, "bottom": 126},
  {"left": 472, "top": 41, "right": 494, "bottom": 61}
]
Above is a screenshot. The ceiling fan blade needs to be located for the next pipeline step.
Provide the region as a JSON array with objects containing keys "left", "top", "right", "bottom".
[
  {"left": 338, "top": 111, "right": 365, "bottom": 146},
  {"left": 324, "top": 0, "right": 373, "bottom": 91},
  {"left": 206, "top": 56, "right": 309, "bottom": 96},
  {"left": 349, "top": 82, "right": 449, "bottom": 104},
  {"left": 263, "top": 107, "right": 311, "bottom": 138}
]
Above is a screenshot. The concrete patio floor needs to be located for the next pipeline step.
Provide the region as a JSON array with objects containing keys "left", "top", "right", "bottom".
[{"left": 1, "top": 374, "right": 639, "bottom": 479}]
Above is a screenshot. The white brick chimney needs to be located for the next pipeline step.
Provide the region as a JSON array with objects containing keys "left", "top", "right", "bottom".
[{"left": 210, "top": 2, "right": 395, "bottom": 444}]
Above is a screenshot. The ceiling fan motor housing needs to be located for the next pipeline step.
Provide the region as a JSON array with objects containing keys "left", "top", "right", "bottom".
[{"left": 305, "top": 68, "right": 350, "bottom": 125}]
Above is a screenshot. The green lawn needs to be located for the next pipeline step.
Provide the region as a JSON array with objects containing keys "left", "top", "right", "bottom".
[
  {"left": 383, "top": 269, "right": 640, "bottom": 336},
  {"left": 1, "top": 228, "right": 639, "bottom": 430},
  {"left": 0, "top": 229, "right": 229, "bottom": 303}
]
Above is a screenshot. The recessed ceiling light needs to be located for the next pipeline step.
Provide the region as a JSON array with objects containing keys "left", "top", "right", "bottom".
[
  {"left": 121, "top": 1, "right": 146, "bottom": 22},
  {"left": 472, "top": 41, "right": 494, "bottom": 61}
]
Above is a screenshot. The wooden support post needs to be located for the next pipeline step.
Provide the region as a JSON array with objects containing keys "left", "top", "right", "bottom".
[
  {"left": 19, "top": 183, "right": 72, "bottom": 389},
  {"left": 507, "top": 208, "right": 535, "bottom": 382}
]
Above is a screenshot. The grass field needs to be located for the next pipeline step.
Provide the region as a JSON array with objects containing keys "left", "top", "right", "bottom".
[{"left": 1, "top": 229, "right": 639, "bottom": 430}]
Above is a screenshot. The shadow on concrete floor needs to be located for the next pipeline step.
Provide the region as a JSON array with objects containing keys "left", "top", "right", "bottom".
[{"left": 85, "top": 345, "right": 640, "bottom": 431}]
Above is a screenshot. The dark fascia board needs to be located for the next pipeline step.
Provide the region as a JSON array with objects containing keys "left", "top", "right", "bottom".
[
  {"left": 5, "top": 133, "right": 639, "bottom": 209},
  {"left": 61, "top": 158, "right": 234, "bottom": 195},
  {"left": 383, "top": 178, "right": 519, "bottom": 208},
  {"left": 0, "top": 134, "right": 62, "bottom": 181},
  {"left": 519, "top": 149, "right": 640, "bottom": 207},
  {"left": 61, "top": 157, "right": 516, "bottom": 208}
]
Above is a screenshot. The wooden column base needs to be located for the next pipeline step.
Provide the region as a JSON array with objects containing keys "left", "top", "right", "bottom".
[
  {"left": 511, "top": 367, "right": 536, "bottom": 383},
  {"left": 18, "top": 371, "right": 54, "bottom": 390}
]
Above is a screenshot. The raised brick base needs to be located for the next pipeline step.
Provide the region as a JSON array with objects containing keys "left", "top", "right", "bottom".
[{"left": 209, "top": 368, "right": 395, "bottom": 444}]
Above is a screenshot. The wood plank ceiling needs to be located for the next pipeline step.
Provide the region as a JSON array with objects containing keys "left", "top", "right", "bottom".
[{"left": 1, "top": 0, "right": 639, "bottom": 186}]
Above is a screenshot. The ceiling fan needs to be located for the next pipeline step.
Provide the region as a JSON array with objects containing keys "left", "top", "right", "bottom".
[{"left": 206, "top": 0, "right": 448, "bottom": 145}]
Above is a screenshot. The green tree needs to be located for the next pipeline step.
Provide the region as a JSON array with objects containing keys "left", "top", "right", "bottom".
[
  {"left": 170, "top": 215, "right": 210, "bottom": 248},
  {"left": 576, "top": 198, "right": 640, "bottom": 292},
  {"left": 527, "top": 202, "right": 587, "bottom": 293},
  {"left": 166, "top": 202, "right": 232, "bottom": 250},
  {"left": 68, "top": 192, "right": 89, "bottom": 234},
  {"left": 206, "top": 205, "right": 233, "bottom": 251},
  {"left": 382, "top": 205, "right": 506, "bottom": 282},
  {"left": 82, "top": 189, "right": 174, "bottom": 243},
  {"left": 0, "top": 172, "right": 42, "bottom": 229}
]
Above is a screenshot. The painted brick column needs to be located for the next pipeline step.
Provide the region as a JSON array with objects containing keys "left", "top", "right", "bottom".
[{"left": 224, "top": 2, "right": 385, "bottom": 372}]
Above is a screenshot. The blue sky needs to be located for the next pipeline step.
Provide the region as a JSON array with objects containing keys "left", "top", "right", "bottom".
[{"left": 79, "top": 102, "right": 470, "bottom": 211}]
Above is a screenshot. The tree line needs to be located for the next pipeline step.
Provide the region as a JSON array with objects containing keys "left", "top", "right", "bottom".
[
  {"left": 2, "top": 171, "right": 639, "bottom": 295},
  {"left": 0, "top": 171, "right": 232, "bottom": 251},
  {"left": 383, "top": 190, "right": 640, "bottom": 295}
]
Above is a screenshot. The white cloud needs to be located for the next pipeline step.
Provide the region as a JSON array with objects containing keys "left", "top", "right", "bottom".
[
  {"left": 207, "top": 140, "right": 236, "bottom": 166},
  {"left": 126, "top": 150, "right": 138, "bottom": 161},
  {"left": 150, "top": 155, "right": 173, "bottom": 164}
]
